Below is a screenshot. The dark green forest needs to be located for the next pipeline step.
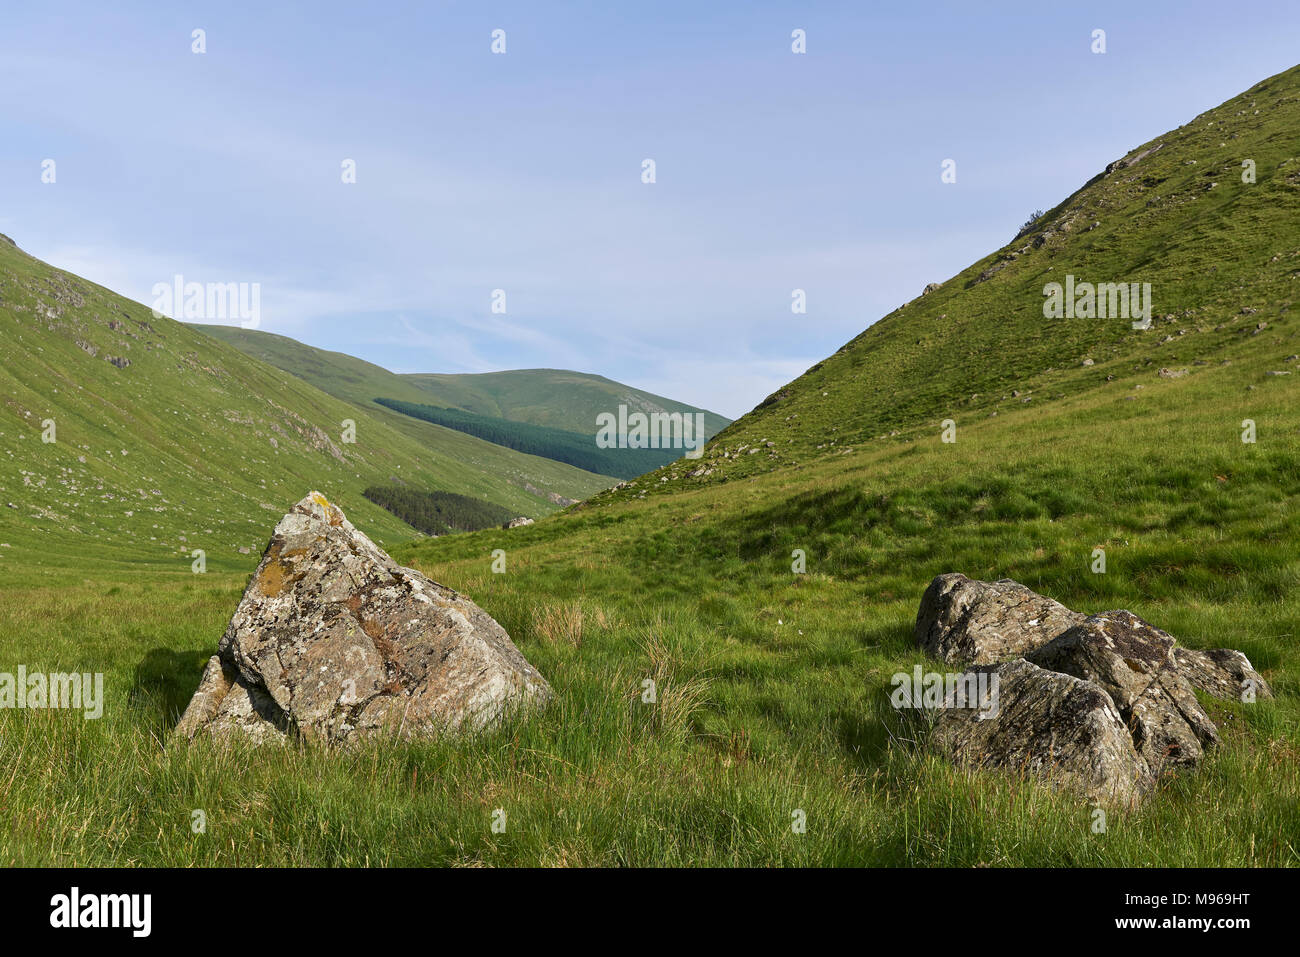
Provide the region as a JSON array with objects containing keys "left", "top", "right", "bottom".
[
  {"left": 362, "top": 484, "right": 517, "bottom": 536},
  {"left": 374, "top": 397, "right": 682, "bottom": 479}
]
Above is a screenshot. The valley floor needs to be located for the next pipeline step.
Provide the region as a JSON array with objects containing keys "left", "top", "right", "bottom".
[{"left": 1, "top": 353, "right": 1296, "bottom": 866}]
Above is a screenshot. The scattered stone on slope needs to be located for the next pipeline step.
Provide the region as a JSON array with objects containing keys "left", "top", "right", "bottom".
[
  {"left": 505, "top": 516, "right": 535, "bottom": 528},
  {"left": 914, "top": 573, "right": 1085, "bottom": 666},
  {"left": 523, "top": 482, "right": 578, "bottom": 507},
  {"left": 1104, "top": 141, "right": 1164, "bottom": 174},
  {"left": 1173, "top": 646, "right": 1273, "bottom": 701},
  {"left": 175, "top": 491, "right": 553, "bottom": 745},
  {"left": 1027, "top": 611, "right": 1219, "bottom": 770},
  {"left": 930, "top": 659, "right": 1153, "bottom": 806}
]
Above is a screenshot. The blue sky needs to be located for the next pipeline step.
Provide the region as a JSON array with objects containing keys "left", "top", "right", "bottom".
[{"left": 2, "top": 1, "right": 1297, "bottom": 418}]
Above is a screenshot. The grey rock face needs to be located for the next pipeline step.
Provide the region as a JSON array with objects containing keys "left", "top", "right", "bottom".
[
  {"left": 1173, "top": 647, "right": 1273, "bottom": 702},
  {"left": 1028, "top": 611, "right": 1218, "bottom": 770},
  {"left": 915, "top": 573, "right": 1085, "bottom": 666},
  {"left": 175, "top": 492, "right": 552, "bottom": 745},
  {"left": 930, "top": 659, "right": 1154, "bottom": 806},
  {"left": 916, "top": 575, "right": 1271, "bottom": 802}
]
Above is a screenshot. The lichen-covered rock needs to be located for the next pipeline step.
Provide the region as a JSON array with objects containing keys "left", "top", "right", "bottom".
[
  {"left": 1173, "top": 647, "right": 1273, "bottom": 701},
  {"left": 930, "top": 659, "right": 1153, "bottom": 805},
  {"left": 175, "top": 492, "right": 552, "bottom": 745},
  {"left": 1027, "top": 611, "right": 1219, "bottom": 770},
  {"left": 915, "top": 573, "right": 1085, "bottom": 666},
  {"left": 175, "top": 655, "right": 291, "bottom": 744},
  {"left": 914, "top": 576, "right": 1272, "bottom": 802}
]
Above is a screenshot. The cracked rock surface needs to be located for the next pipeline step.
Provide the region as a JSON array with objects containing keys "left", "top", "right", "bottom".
[
  {"left": 175, "top": 492, "right": 553, "bottom": 744},
  {"left": 915, "top": 572, "right": 1085, "bottom": 665},
  {"left": 1173, "top": 646, "right": 1272, "bottom": 701},
  {"left": 931, "top": 659, "right": 1155, "bottom": 806},
  {"left": 1028, "top": 611, "right": 1219, "bottom": 771}
]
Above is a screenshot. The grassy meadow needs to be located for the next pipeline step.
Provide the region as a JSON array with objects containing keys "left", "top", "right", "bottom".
[{"left": 2, "top": 346, "right": 1296, "bottom": 867}]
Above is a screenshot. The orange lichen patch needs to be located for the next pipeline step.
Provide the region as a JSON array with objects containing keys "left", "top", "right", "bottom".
[
  {"left": 258, "top": 560, "right": 291, "bottom": 597},
  {"left": 256, "top": 542, "right": 306, "bottom": 598}
]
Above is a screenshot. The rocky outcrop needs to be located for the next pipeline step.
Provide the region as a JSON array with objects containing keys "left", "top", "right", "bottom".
[
  {"left": 931, "top": 659, "right": 1154, "bottom": 806},
  {"left": 175, "top": 492, "right": 553, "bottom": 745},
  {"left": 1105, "top": 141, "right": 1163, "bottom": 174},
  {"left": 915, "top": 573, "right": 1084, "bottom": 665},
  {"left": 505, "top": 516, "right": 535, "bottom": 529},
  {"left": 523, "top": 483, "right": 578, "bottom": 507},
  {"left": 915, "top": 574, "right": 1270, "bottom": 801}
]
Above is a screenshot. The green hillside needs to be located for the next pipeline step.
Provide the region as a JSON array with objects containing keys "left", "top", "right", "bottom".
[
  {"left": 403, "top": 368, "right": 732, "bottom": 438},
  {"left": 0, "top": 240, "right": 611, "bottom": 577},
  {"left": 194, "top": 324, "right": 731, "bottom": 438}
]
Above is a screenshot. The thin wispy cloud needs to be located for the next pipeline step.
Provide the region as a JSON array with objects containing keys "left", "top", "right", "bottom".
[{"left": 3, "top": 2, "right": 1298, "bottom": 418}]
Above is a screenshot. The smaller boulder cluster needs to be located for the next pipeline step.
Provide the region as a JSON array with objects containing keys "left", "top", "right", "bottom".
[{"left": 914, "top": 573, "right": 1271, "bottom": 804}]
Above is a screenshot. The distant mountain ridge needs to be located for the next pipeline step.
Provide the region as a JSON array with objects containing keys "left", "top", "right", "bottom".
[{"left": 192, "top": 325, "right": 730, "bottom": 438}]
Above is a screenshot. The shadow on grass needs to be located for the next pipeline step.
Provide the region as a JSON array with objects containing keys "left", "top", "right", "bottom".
[
  {"left": 130, "top": 647, "right": 213, "bottom": 726},
  {"left": 834, "top": 695, "right": 933, "bottom": 768}
]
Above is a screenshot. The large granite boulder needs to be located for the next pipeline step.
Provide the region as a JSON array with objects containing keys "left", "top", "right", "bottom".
[
  {"left": 930, "top": 659, "right": 1154, "bottom": 806},
  {"left": 915, "top": 573, "right": 1084, "bottom": 665},
  {"left": 1028, "top": 611, "right": 1219, "bottom": 770},
  {"left": 175, "top": 492, "right": 552, "bottom": 744}
]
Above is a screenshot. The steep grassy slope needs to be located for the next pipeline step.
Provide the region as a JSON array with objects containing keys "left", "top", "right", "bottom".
[
  {"left": 187, "top": 325, "right": 454, "bottom": 410},
  {"left": 641, "top": 64, "right": 1300, "bottom": 488},
  {"left": 195, "top": 324, "right": 731, "bottom": 437},
  {"left": 0, "top": 240, "right": 611, "bottom": 576}
]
